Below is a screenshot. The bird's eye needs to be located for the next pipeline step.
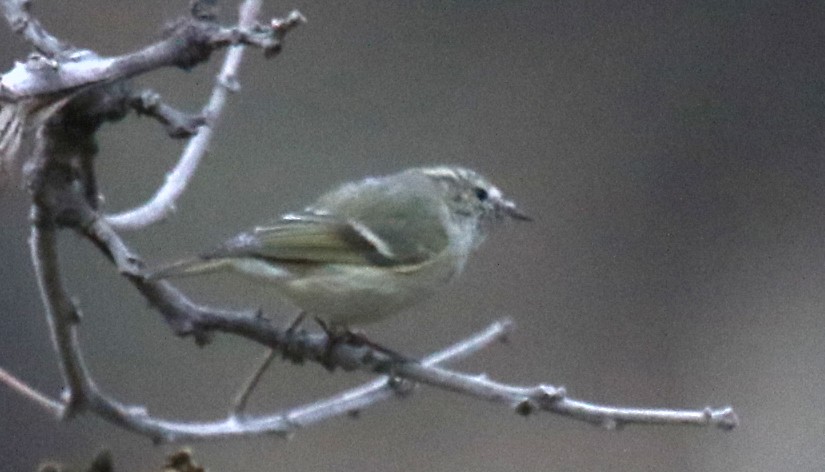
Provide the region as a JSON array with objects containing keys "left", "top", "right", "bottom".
[{"left": 474, "top": 187, "right": 489, "bottom": 201}]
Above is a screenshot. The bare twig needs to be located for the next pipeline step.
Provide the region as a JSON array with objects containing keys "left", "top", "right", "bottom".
[
  {"left": 0, "top": 2, "right": 301, "bottom": 187},
  {"left": 391, "top": 362, "right": 737, "bottom": 430},
  {"left": 231, "top": 348, "right": 276, "bottom": 417},
  {"left": 83, "top": 211, "right": 739, "bottom": 431},
  {"left": 0, "top": 364, "right": 64, "bottom": 415},
  {"left": 0, "top": 10, "right": 304, "bottom": 102},
  {"left": 102, "top": 0, "right": 259, "bottom": 230},
  {"left": 1, "top": 0, "right": 71, "bottom": 56},
  {"left": 284, "top": 320, "right": 512, "bottom": 425},
  {"left": 2, "top": 0, "right": 738, "bottom": 446},
  {"left": 129, "top": 89, "right": 206, "bottom": 138},
  {"left": 29, "top": 204, "right": 92, "bottom": 418},
  {"left": 17, "top": 224, "right": 511, "bottom": 443},
  {"left": 104, "top": 7, "right": 305, "bottom": 231}
]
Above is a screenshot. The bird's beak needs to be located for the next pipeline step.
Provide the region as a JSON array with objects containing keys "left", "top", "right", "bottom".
[{"left": 499, "top": 198, "right": 532, "bottom": 222}]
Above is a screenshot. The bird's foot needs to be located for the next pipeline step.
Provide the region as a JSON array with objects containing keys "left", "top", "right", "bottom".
[{"left": 315, "top": 318, "right": 413, "bottom": 371}]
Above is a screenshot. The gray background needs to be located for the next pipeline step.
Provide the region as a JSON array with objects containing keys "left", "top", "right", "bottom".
[{"left": 2, "top": 1, "right": 824, "bottom": 470}]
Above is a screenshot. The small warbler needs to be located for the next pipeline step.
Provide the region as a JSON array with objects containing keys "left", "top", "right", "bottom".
[{"left": 148, "top": 166, "right": 529, "bottom": 327}]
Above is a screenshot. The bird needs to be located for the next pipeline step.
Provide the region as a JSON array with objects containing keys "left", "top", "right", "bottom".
[{"left": 147, "top": 165, "right": 530, "bottom": 328}]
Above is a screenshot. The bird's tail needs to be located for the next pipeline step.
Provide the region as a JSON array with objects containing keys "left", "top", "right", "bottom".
[{"left": 144, "top": 257, "right": 233, "bottom": 281}]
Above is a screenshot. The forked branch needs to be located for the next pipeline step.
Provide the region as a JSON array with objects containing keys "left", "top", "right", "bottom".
[{"left": 0, "top": 0, "right": 738, "bottom": 445}]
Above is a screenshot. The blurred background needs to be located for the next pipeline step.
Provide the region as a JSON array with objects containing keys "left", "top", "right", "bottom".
[{"left": 2, "top": 1, "right": 824, "bottom": 470}]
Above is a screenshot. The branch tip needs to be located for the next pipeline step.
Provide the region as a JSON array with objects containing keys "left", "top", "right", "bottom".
[
  {"left": 271, "top": 10, "right": 306, "bottom": 33},
  {"left": 0, "top": 364, "right": 64, "bottom": 415},
  {"left": 7, "top": 0, "right": 738, "bottom": 442},
  {"left": 712, "top": 406, "right": 738, "bottom": 430},
  {"left": 495, "top": 318, "right": 515, "bottom": 342}
]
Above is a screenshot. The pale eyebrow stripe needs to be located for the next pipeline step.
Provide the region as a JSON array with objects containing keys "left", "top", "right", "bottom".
[{"left": 420, "top": 167, "right": 460, "bottom": 181}]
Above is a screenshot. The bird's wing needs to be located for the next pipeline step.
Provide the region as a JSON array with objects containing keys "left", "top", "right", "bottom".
[
  {"left": 206, "top": 172, "right": 451, "bottom": 267},
  {"left": 205, "top": 212, "right": 442, "bottom": 267},
  {"left": 308, "top": 171, "right": 452, "bottom": 263},
  {"left": 250, "top": 215, "right": 399, "bottom": 266}
]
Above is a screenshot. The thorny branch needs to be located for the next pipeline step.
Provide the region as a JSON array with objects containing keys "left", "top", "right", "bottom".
[{"left": 0, "top": 0, "right": 738, "bottom": 444}]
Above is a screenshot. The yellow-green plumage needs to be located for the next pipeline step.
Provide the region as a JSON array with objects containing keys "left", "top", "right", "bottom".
[{"left": 147, "top": 166, "right": 528, "bottom": 326}]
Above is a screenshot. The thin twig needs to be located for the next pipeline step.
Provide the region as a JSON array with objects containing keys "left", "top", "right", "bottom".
[
  {"left": 0, "top": 364, "right": 64, "bottom": 415},
  {"left": 104, "top": 6, "right": 305, "bottom": 231},
  {"left": 29, "top": 205, "right": 91, "bottom": 417},
  {"left": 5, "top": 0, "right": 738, "bottom": 444},
  {"left": 284, "top": 320, "right": 512, "bottom": 427},
  {"left": 129, "top": 89, "right": 206, "bottom": 139},
  {"left": 0, "top": 0, "right": 71, "bottom": 55},
  {"left": 15, "top": 236, "right": 509, "bottom": 444},
  {"left": 0, "top": 11, "right": 304, "bottom": 102},
  {"left": 391, "top": 362, "right": 738, "bottom": 429},
  {"left": 231, "top": 348, "right": 276, "bottom": 417},
  {"left": 82, "top": 211, "right": 739, "bottom": 431}
]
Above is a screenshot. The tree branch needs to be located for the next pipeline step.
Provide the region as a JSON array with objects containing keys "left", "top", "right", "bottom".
[
  {"left": 128, "top": 89, "right": 206, "bottom": 139},
  {"left": 1, "top": 0, "right": 70, "bottom": 56},
  {"left": 0, "top": 10, "right": 305, "bottom": 102},
  {"left": 1, "top": 0, "right": 738, "bottom": 447},
  {"left": 29, "top": 203, "right": 92, "bottom": 417},
  {"left": 391, "top": 362, "right": 737, "bottom": 429},
  {"left": 104, "top": 6, "right": 305, "bottom": 231},
  {"left": 0, "top": 365, "right": 64, "bottom": 416},
  {"left": 231, "top": 348, "right": 276, "bottom": 417},
  {"left": 17, "top": 220, "right": 513, "bottom": 442},
  {"left": 81, "top": 209, "right": 739, "bottom": 431}
]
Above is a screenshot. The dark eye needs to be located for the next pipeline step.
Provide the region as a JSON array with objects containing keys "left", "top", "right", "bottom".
[{"left": 474, "top": 187, "right": 489, "bottom": 201}]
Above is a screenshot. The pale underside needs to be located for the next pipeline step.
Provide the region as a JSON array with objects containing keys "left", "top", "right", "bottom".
[{"left": 154, "top": 170, "right": 481, "bottom": 325}]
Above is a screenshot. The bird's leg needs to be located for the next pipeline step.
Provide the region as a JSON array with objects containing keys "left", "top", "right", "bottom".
[
  {"left": 343, "top": 329, "right": 413, "bottom": 363},
  {"left": 314, "top": 317, "right": 344, "bottom": 371},
  {"left": 232, "top": 348, "right": 277, "bottom": 416},
  {"left": 314, "top": 318, "right": 414, "bottom": 370},
  {"left": 287, "top": 311, "right": 307, "bottom": 332},
  {"left": 281, "top": 311, "right": 308, "bottom": 364}
]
